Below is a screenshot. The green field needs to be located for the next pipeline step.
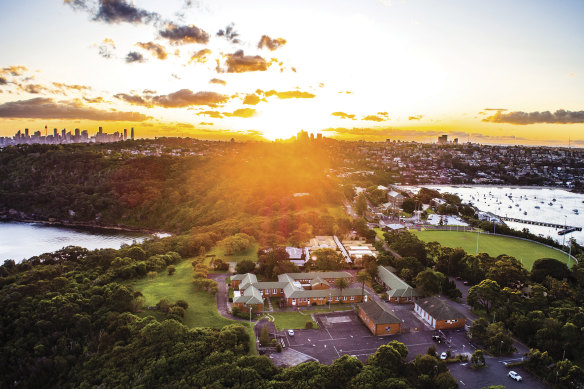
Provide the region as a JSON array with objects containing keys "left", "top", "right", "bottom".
[
  {"left": 412, "top": 230, "right": 570, "bottom": 270},
  {"left": 128, "top": 259, "right": 256, "bottom": 353},
  {"left": 207, "top": 242, "right": 259, "bottom": 264}
]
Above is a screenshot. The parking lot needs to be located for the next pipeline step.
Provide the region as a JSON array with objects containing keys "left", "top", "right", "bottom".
[{"left": 277, "top": 310, "right": 548, "bottom": 388}]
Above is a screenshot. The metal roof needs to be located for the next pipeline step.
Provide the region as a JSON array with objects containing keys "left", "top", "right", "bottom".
[{"left": 359, "top": 300, "right": 401, "bottom": 324}]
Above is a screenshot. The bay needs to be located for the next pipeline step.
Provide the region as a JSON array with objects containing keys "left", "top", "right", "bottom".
[{"left": 0, "top": 221, "right": 152, "bottom": 263}]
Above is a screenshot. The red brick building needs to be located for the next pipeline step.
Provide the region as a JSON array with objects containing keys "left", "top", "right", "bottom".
[{"left": 358, "top": 300, "right": 401, "bottom": 335}]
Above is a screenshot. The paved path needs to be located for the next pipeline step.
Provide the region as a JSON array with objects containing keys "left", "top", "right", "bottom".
[{"left": 208, "top": 273, "right": 246, "bottom": 321}]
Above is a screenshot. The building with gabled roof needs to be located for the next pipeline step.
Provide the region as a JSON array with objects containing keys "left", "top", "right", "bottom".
[
  {"left": 414, "top": 296, "right": 466, "bottom": 330},
  {"left": 358, "top": 300, "right": 402, "bottom": 335},
  {"left": 377, "top": 266, "right": 422, "bottom": 303},
  {"left": 232, "top": 285, "right": 264, "bottom": 312}
]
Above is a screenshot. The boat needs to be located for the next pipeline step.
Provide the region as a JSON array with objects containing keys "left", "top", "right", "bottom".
[
  {"left": 552, "top": 198, "right": 556, "bottom": 202},
  {"left": 548, "top": 202, "right": 553, "bottom": 206},
  {"left": 524, "top": 211, "right": 527, "bottom": 215},
  {"left": 535, "top": 206, "right": 540, "bottom": 209},
  {"left": 508, "top": 206, "right": 512, "bottom": 208},
  {"left": 574, "top": 209, "right": 579, "bottom": 214}
]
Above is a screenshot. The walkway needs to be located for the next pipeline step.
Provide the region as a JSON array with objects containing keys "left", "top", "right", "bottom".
[{"left": 208, "top": 273, "right": 246, "bottom": 321}]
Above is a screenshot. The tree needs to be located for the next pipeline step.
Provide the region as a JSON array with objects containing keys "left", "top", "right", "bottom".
[
  {"left": 259, "top": 326, "right": 270, "bottom": 347},
  {"left": 415, "top": 269, "right": 445, "bottom": 296},
  {"left": 236, "top": 259, "right": 256, "bottom": 274},
  {"left": 355, "top": 193, "right": 368, "bottom": 216},
  {"left": 356, "top": 270, "right": 372, "bottom": 300},
  {"left": 470, "top": 349, "right": 486, "bottom": 369},
  {"left": 401, "top": 198, "right": 417, "bottom": 214},
  {"left": 531, "top": 258, "right": 570, "bottom": 283},
  {"left": 467, "top": 279, "right": 502, "bottom": 314},
  {"left": 486, "top": 255, "right": 528, "bottom": 287},
  {"left": 306, "top": 248, "right": 346, "bottom": 271},
  {"left": 336, "top": 277, "right": 349, "bottom": 298},
  {"left": 167, "top": 265, "right": 176, "bottom": 275}
]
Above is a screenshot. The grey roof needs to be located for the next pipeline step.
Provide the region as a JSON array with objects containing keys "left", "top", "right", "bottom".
[
  {"left": 239, "top": 273, "right": 259, "bottom": 290},
  {"left": 415, "top": 297, "right": 464, "bottom": 321},
  {"left": 310, "top": 277, "right": 330, "bottom": 287},
  {"left": 377, "top": 266, "right": 420, "bottom": 297},
  {"left": 253, "top": 281, "right": 288, "bottom": 289},
  {"left": 233, "top": 285, "right": 263, "bottom": 305},
  {"left": 279, "top": 271, "right": 352, "bottom": 281},
  {"left": 230, "top": 274, "right": 247, "bottom": 281},
  {"left": 285, "top": 287, "right": 366, "bottom": 299},
  {"left": 360, "top": 300, "right": 401, "bottom": 324}
]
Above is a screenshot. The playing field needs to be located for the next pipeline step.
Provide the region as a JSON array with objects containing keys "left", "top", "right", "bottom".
[{"left": 412, "top": 230, "right": 570, "bottom": 270}]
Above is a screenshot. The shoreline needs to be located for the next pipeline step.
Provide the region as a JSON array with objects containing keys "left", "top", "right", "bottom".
[
  {"left": 398, "top": 183, "right": 579, "bottom": 191},
  {"left": 0, "top": 213, "right": 170, "bottom": 236}
]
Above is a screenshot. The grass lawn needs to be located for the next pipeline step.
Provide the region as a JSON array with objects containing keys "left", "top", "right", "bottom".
[
  {"left": 128, "top": 259, "right": 257, "bottom": 354},
  {"left": 207, "top": 242, "right": 259, "bottom": 264},
  {"left": 269, "top": 306, "right": 354, "bottom": 330},
  {"left": 412, "top": 230, "right": 570, "bottom": 270},
  {"left": 374, "top": 227, "right": 386, "bottom": 240}
]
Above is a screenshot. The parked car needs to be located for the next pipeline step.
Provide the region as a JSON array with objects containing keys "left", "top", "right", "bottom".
[
  {"left": 463, "top": 281, "right": 470, "bottom": 286},
  {"left": 508, "top": 371, "right": 522, "bottom": 382},
  {"left": 440, "top": 352, "right": 447, "bottom": 360},
  {"left": 432, "top": 335, "right": 442, "bottom": 343},
  {"left": 287, "top": 330, "right": 295, "bottom": 336}
]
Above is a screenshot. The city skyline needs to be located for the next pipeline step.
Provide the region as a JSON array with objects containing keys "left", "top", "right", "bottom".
[{"left": 0, "top": 0, "right": 583, "bottom": 145}]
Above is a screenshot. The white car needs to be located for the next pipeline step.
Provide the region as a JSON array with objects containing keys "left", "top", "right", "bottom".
[
  {"left": 508, "top": 371, "right": 522, "bottom": 382},
  {"left": 440, "top": 352, "right": 447, "bottom": 360},
  {"left": 287, "top": 330, "right": 295, "bottom": 336}
]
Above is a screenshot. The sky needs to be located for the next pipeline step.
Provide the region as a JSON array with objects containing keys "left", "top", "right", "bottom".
[{"left": 0, "top": 0, "right": 583, "bottom": 145}]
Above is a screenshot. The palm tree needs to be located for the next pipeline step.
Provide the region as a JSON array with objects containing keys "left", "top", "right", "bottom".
[
  {"left": 356, "top": 270, "right": 371, "bottom": 301},
  {"left": 335, "top": 277, "right": 349, "bottom": 302}
]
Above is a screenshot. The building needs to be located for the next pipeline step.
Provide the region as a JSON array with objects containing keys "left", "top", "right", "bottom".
[
  {"left": 414, "top": 296, "right": 466, "bottom": 330},
  {"left": 377, "top": 266, "right": 422, "bottom": 303},
  {"left": 231, "top": 271, "right": 364, "bottom": 311},
  {"left": 358, "top": 300, "right": 402, "bottom": 335},
  {"left": 340, "top": 239, "right": 377, "bottom": 266},
  {"left": 285, "top": 247, "right": 310, "bottom": 267}
]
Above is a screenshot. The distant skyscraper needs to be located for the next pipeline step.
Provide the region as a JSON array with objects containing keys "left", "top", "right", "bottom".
[
  {"left": 131, "top": 127, "right": 134, "bottom": 140},
  {"left": 61, "top": 129, "right": 66, "bottom": 140},
  {"left": 124, "top": 128, "right": 127, "bottom": 140},
  {"left": 53, "top": 128, "right": 58, "bottom": 137},
  {"left": 24, "top": 128, "right": 29, "bottom": 138},
  {"left": 438, "top": 134, "right": 448, "bottom": 144},
  {"left": 98, "top": 126, "right": 103, "bottom": 133},
  {"left": 316, "top": 133, "right": 322, "bottom": 141},
  {"left": 75, "top": 128, "right": 80, "bottom": 138}
]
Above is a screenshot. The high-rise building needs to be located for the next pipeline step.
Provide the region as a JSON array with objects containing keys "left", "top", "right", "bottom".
[
  {"left": 75, "top": 128, "right": 80, "bottom": 139},
  {"left": 123, "top": 128, "right": 127, "bottom": 140},
  {"left": 131, "top": 127, "right": 134, "bottom": 140},
  {"left": 24, "top": 128, "right": 29, "bottom": 138},
  {"left": 53, "top": 128, "right": 58, "bottom": 138},
  {"left": 61, "top": 129, "right": 66, "bottom": 139},
  {"left": 437, "top": 134, "right": 448, "bottom": 144}
]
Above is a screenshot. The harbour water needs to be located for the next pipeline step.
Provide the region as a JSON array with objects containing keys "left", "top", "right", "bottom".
[
  {"left": 0, "top": 221, "right": 152, "bottom": 263},
  {"left": 403, "top": 185, "right": 584, "bottom": 246}
]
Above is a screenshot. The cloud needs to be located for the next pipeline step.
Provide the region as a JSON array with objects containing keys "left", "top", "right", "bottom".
[
  {"left": 190, "top": 48, "right": 212, "bottom": 63},
  {"left": 21, "top": 84, "right": 48, "bottom": 94},
  {"left": 332, "top": 111, "right": 355, "bottom": 119},
  {"left": 114, "top": 93, "right": 153, "bottom": 107},
  {"left": 218, "top": 50, "right": 269, "bottom": 73},
  {"left": 225, "top": 108, "right": 255, "bottom": 118},
  {"left": 197, "top": 108, "right": 256, "bottom": 118},
  {"left": 84, "top": 96, "right": 104, "bottom": 103},
  {"left": 159, "top": 22, "right": 209, "bottom": 45},
  {"left": 64, "top": 0, "right": 159, "bottom": 24},
  {"left": 264, "top": 90, "right": 315, "bottom": 99},
  {"left": 363, "top": 115, "right": 384, "bottom": 122},
  {"left": 136, "top": 42, "right": 167, "bottom": 60},
  {"left": 1, "top": 65, "right": 28, "bottom": 77},
  {"left": 125, "top": 51, "right": 145, "bottom": 63},
  {"left": 209, "top": 78, "right": 226, "bottom": 85},
  {"left": 52, "top": 82, "right": 92, "bottom": 92},
  {"left": 483, "top": 109, "right": 584, "bottom": 125},
  {"left": 258, "top": 35, "right": 286, "bottom": 51},
  {"left": 0, "top": 97, "right": 150, "bottom": 121},
  {"left": 243, "top": 94, "right": 260, "bottom": 105},
  {"left": 152, "top": 89, "right": 228, "bottom": 108},
  {"left": 143, "top": 89, "right": 156, "bottom": 94},
  {"left": 115, "top": 89, "right": 228, "bottom": 108},
  {"left": 217, "top": 24, "right": 240, "bottom": 44},
  {"left": 96, "top": 37, "right": 116, "bottom": 58},
  {"left": 200, "top": 122, "right": 213, "bottom": 125},
  {"left": 484, "top": 108, "right": 507, "bottom": 111},
  {"left": 408, "top": 115, "right": 423, "bottom": 120},
  {"left": 0, "top": 77, "right": 7, "bottom": 85}
]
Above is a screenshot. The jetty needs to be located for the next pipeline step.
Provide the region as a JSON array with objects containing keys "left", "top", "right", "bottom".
[{"left": 500, "top": 216, "right": 582, "bottom": 232}]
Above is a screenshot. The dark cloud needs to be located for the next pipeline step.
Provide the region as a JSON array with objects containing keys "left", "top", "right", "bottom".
[
  {"left": 190, "top": 49, "right": 212, "bottom": 63},
  {"left": 151, "top": 89, "right": 228, "bottom": 108},
  {"left": 332, "top": 111, "right": 355, "bottom": 119},
  {"left": 243, "top": 94, "right": 260, "bottom": 105},
  {"left": 21, "top": 84, "right": 48, "bottom": 94},
  {"left": 64, "top": 0, "right": 159, "bottom": 24},
  {"left": 264, "top": 90, "right": 315, "bottom": 99},
  {"left": 408, "top": 115, "right": 422, "bottom": 120},
  {"left": 483, "top": 109, "right": 584, "bottom": 125},
  {"left": 125, "top": 51, "right": 145, "bottom": 63},
  {"left": 258, "top": 35, "right": 286, "bottom": 51},
  {"left": 362, "top": 115, "right": 384, "bottom": 122},
  {"left": 217, "top": 24, "right": 240, "bottom": 44},
  {"left": 0, "top": 97, "right": 150, "bottom": 121},
  {"left": 209, "top": 78, "right": 226, "bottom": 85},
  {"left": 0, "top": 77, "right": 8, "bottom": 85},
  {"left": 219, "top": 50, "right": 269, "bottom": 73},
  {"left": 159, "top": 22, "right": 209, "bottom": 45},
  {"left": 136, "top": 42, "right": 167, "bottom": 60},
  {"left": 114, "top": 93, "right": 153, "bottom": 107},
  {"left": 96, "top": 38, "right": 116, "bottom": 58}
]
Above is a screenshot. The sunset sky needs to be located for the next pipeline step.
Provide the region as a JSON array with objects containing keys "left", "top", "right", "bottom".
[{"left": 0, "top": 0, "right": 583, "bottom": 145}]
